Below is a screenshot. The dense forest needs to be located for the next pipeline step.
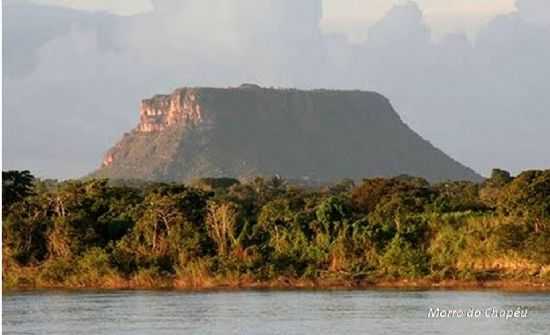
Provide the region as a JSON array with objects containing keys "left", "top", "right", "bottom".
[{"left": 2, "top": 169, "right": 550, "bottom": 290}]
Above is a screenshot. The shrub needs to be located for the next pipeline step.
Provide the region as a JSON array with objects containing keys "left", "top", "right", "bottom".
[
  {"left": 428, "top": 224, "right": 466, "bottom": 277},
  {"left": 75, "top": 247, "right": 115, "bottom": 285},
  {"left": 39, "top": 258, "right": 75, "bottom": 285},
  {"left": 380, "top": 236, "right": 428, "bottom": 278}
]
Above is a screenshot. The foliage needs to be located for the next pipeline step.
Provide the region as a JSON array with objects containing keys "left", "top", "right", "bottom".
[
  {"left": 3, "top": 169, "right": 550, "bottom": 288},
  {"left": 428, "top": 222, "right": 466, "bottom": 277},
  {"left": 432, "top": 181, "right": 487, "bottom": 213},
  {"left": 496, "top": 170, "right": 550, "bottom": 232},
  {"left": 381, "top": 235, "right": 428, "bottom": 278},
  {"left": 3, "top": 170, "right": 35, "bottom": 206}
]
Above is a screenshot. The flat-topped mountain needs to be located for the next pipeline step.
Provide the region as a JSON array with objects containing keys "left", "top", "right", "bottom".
[{"left": 94, "top": 84, "right": 482, "bottom": 182}]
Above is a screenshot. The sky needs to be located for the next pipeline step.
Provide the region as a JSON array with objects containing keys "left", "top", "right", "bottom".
[
  {"left": 3, "top": 0, "right": 550, "bottom": 179},
  {"left": 33, "top": 0, "right": 517, "bottom": 38},
  {"left": 324, "top": 0, "right": 516, "bottom": 40}
]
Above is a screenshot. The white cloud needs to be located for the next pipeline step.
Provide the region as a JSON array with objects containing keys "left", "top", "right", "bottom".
[{"left": 322, "top": 0, "right": 516, "bottom": 40}]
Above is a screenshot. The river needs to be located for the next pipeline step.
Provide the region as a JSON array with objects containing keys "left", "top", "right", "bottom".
[{"left": 3, "top": 290, "right": 549, "bottom": 334}]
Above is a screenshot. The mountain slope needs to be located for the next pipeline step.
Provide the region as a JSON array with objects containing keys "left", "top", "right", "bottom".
[{"left": 93, "top": 84, "right": 482, "bottom": 182}]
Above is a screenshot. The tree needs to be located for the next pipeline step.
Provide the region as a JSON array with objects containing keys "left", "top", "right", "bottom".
[
  {"left": 351, "top": 177, "right": 432, "bottom": 214},
  {"left": 257, "top": 199, "right": 295, "bottom": 235},
  {"left": 487, "top": 169, "right": 512, "bottom": 186},
  {"left": 2, "top": 170, "right": 35, "bottom": 210},
  {"left": 432, "top": 181, "right": 486, "bottom": 213},
  {"left": 497, "top": 170, "right": 550, "bottom": 233},
  {"left": 192, "top": 178, "right": 240, "bottom": 192},
  {"left": 480, "top": 169, "right": 512, "bottom": 208},
  {"left": 315, "top": 196, "right": 352, "bottom": 236},
  {"left": 112, "top": 185, "right": 211, "bottom": 272},
  {"left": 205, "top": 200, "right": 243, "bottom": 256},
  {"left": 3, "top": 198, "right": 50, "bottom": 264}
]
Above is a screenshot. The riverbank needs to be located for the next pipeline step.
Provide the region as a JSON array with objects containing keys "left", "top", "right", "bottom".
[{"left": 5, "top": 273, "right": 550, "bottom": 292}]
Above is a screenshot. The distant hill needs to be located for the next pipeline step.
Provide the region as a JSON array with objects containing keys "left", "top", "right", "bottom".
[{"left": 93, "top": 84, "right": 482, "bottom": 182}]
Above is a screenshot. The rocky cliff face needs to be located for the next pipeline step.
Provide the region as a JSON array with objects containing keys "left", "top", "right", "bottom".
[
  {"left": 95, "top": 84, "right": 482, "bottom": 182},
  {"left": 137, "top": 89, "right": 203, "bottom": 133}
]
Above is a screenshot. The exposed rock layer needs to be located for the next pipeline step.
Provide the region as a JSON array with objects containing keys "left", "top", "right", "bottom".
[
  {"left": 95, "top": 84, "right": 482, "bottom": 182},
  {"left": 137, "top": 89, "right": 203, "bottom": 133}
]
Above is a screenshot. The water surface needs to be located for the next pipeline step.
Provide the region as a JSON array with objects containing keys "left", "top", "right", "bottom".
[{"left": 3, "top": 290, "right": 549, "bottom": 334}]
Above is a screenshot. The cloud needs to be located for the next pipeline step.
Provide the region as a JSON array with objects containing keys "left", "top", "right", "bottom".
[
  {"left": 516, "top": 0, "right": 550, "bottom": 26},
  {"left": 357, "top": 1, "right": 550, "bottom": 174},
  {"left": 30, "top": 0, "right": 152, "bottom": 15},
  {"left": 3, "top": 0, "right": 550, "bottom": 178}
]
